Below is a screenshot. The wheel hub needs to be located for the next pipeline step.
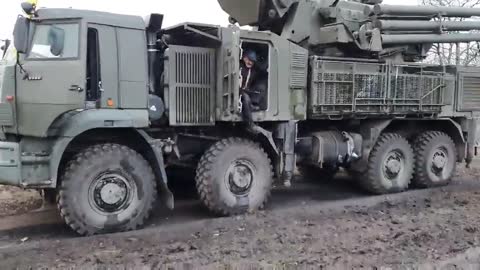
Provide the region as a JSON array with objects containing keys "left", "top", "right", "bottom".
[
  {"left": 432, "top": 149, "right": 447, "bottom": 170},
  {"left": 91, "top": 173, "right": 131, "bottom": 213},
  {"left": 100, "top": 183, "right": 126, "bottom": 205},
  {"left": 386, "top": 159, "right": 401, "bottom": 175},
  {"left": 226, "top": 160, "right": 254, "bottom": 195},
  {"left": 383, "top": 151, "right": 404, "bottom": 180}
]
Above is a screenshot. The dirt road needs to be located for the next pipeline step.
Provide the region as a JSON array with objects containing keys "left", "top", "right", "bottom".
[{"left": 1, "top": 169, "right": 480, "bottom": 268}]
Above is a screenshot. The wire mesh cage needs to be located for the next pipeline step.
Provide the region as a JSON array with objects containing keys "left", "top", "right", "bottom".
[{"left": 309, "top": 57, "right": 447, "bottom": 117}]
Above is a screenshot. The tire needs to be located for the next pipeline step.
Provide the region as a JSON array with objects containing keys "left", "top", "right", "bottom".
[
  {"left": 363, "top": 133, "right": 414, "bottom": 194},
  {"left": 195, "top": 138, "right": 273, "bottom": 216},
  {"left": 58, "top": 144, "right": 157, "bottom": 236},
  {"left": 297, "top": 165, "right": 338, "bottom": 182},
  {"left": 413, "top": 131, "right": 457, "bottom": 188}
]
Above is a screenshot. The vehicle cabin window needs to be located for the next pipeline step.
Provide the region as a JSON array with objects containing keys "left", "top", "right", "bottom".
[{"left": 28, "top": 23, "right": 79, "bottom": 59}]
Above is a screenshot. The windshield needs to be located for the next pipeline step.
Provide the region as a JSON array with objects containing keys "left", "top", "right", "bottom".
[{"left": 28, "top": 23, "right": 79, "bottom": 59}]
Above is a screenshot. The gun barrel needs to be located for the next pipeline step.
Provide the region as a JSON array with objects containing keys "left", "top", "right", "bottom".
[
  {"left": 372, "top": 4, "right": 480, "bottom": 17},
  {"left": 375, "top": 20, "right": 480, "bottom": 31},
  {"left": 382, "top": 33, "right": 480, "bottom": 44}
]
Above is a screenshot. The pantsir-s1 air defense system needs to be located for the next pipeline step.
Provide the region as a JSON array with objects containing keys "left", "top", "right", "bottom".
[
  {"left": 221, "top": 0, "right": 480, "bottom": 61},
  {"left": 1, "top": 0, "right": 480, "bottom": 235}
]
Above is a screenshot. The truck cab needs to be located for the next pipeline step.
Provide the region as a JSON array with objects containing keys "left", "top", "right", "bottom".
[{"left": 9, "top": 8, "right": 151, "bottom": 138}]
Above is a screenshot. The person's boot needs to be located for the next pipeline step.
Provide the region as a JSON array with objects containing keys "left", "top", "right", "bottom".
[{"left": 282, "top": 171, "right": 293, "bottom": 188}]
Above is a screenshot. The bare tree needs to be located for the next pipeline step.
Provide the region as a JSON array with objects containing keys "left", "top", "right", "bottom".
[{"left": 422, "top": 0, "right": 480, "bottom": 66}]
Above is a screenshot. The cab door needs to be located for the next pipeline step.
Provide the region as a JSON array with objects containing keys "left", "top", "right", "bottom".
[
  {"left": 16, "top": 21, "right": 86, "bottom": 137},
  {"left": 218, "top": 27, "right": 241, "bottom": 121}
]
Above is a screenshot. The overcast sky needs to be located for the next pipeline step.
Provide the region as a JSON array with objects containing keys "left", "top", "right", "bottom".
[{"left": 0, "top": 0, "right": 418, "bottom": 39}]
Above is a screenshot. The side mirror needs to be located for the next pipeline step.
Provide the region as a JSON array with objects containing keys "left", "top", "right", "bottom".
[
  {"left": 48, "top": 26, "right": 65, "bottom": 56},
  {"left": 13, "top": 16, "right": 29, "bottom": 54}
]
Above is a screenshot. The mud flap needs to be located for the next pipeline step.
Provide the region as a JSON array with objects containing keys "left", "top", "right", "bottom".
[
  {"left": 137, "top": 131, "right": 175, "bottom": 210},
  {"left": 249, "top": 125, "right": 279, "bottom": 155},
  {"left": 151, "top": 146, "right": 175, "bottom": 210},
  {"left": 466, "top": 119, "right": 479, "bottom": 168}
]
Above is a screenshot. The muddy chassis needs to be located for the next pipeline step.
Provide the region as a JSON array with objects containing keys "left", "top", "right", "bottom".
[{"left": 0, "top": 117, "right": 469, "bottom": 235}]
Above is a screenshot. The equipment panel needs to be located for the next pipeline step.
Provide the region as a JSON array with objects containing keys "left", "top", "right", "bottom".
[{"left": 457, "top": 73, "right": 480, "bottom": 112}]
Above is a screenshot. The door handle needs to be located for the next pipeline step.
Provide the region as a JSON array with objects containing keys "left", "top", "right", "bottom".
[{"left": 69, "top": 85, "right": 84, "bottom": 93}]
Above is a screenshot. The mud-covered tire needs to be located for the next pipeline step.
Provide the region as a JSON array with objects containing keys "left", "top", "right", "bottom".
[
  {"left": 195, "top": 138, "right": 273, "bottom": 216},
  {"left": 58, "top": 144, "right": 157, "bottom": 236},
  {"left": 363, "top": 133, "right": 414, "bottom": 195},
  {"left": 413, "top": 131, "right": 457, "bottom": 188}
]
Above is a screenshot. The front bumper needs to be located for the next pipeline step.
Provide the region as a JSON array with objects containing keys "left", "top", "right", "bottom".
[
  {"left": 0, "top": 137, "right": 71, "bottom": 188},
  {"left": 0, "top": 141, "right": 21, "bottom": 186}
]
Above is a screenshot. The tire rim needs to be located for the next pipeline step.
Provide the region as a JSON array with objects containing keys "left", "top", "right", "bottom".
[
  {"left": 430, "top": 146, "right": 449, "bottom": 179},
  {"left": 89, "top": 171, "right": 134, "bottom": 214},
  {"left": 225, "top": 159, "right": 255, "bottom": 196},
  {"left": 383, "top": 150, "right": 405, "bottom": 181}
]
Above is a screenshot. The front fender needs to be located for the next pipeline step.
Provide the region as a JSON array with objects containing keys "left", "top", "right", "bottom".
[{"left": 47, "top": 109, "right": 149, "bottom": 188}]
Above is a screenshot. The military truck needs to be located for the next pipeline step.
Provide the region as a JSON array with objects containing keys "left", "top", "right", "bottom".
[{"left": 2, "top": 0, "right": 480, "bottom": 235}]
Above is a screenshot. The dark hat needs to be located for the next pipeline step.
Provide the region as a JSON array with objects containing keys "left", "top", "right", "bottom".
[{"left": 243, "top": 50, "right": 257, "bottom": 62}]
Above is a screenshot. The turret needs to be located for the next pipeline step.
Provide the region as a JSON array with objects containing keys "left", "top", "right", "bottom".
[
  {"left": 217, "top": 0, "right": 480, "bottom": 62},
  {"left": 217, "top": 0, "right": 298, "bottom": 27}
]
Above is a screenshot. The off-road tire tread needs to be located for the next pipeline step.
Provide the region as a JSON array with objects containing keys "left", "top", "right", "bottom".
[
  {"left": 363, "top": 133, "right": 414, "bottom": 195},
  {"left": 413, "top": 131, "right": 456, "bottom": 188},
  {"left": 58, "top": 143, "right": 157, "bottom": 236},
  {"left": 195, "top": 138, "right": 273, "bottom": 216}
]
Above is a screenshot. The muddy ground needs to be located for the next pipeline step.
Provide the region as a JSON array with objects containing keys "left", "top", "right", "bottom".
[
  {"left": 0, "top": 186, "right": 42, "bottom": 217},
  {"left": 1, "top": 166, "right": 480, "bottom": 268}
]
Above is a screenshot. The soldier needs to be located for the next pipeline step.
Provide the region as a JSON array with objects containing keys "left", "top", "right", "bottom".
[{"left": 240, "top": 50, "right": 258, "bottom": 128}]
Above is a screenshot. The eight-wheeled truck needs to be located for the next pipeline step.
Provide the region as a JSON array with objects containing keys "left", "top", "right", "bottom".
[{"left": 1, "top": 0, "right": 480, "bottom": 235}]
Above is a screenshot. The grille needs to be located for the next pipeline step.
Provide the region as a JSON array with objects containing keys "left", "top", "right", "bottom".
[
  {"left": 175, "top": 51, "right": 212, "bottom": 85},
  {"left": 0, "top": 65, "right": 14, "bottom": 126},
  {"left": 460, "top": 76, "right": 480, "bottom": 111},
  {"left": 175, "top": 87, "right": 212, "bottom": 124},
  {"left": 290, "top": 51, "right": 308, "bottom": 89},
  {"left": 167, "top": 46, "right": 216, "bottom": 126}
]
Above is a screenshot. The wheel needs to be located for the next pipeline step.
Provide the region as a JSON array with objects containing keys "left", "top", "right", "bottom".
[
  {"left": 58, "top": 144, "right": 157, "bottom": 236},
  {"left": 195, "top": 138, "right": 273, "bottom": 216},
  {"left": 363, "top": 133, "right": 414, "bottom": 194},
  {"left": 297, "top": 165, "right": 338, "bottom": 182},
  {"left": 413, "top": 131, "right": 457, "bottom": 188}
]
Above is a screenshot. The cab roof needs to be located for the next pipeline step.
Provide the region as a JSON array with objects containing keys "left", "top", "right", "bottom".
[{"left": 36, "top": 8, "right": 146, "bottom": 30}]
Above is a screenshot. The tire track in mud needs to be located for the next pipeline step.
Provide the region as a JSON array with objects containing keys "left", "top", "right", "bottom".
[
  {"left": 1, "top": 176, "right": 480, "bottom": 268},
  {"left": 0, "top": 176, "right": 478, "bottom": 243}
]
